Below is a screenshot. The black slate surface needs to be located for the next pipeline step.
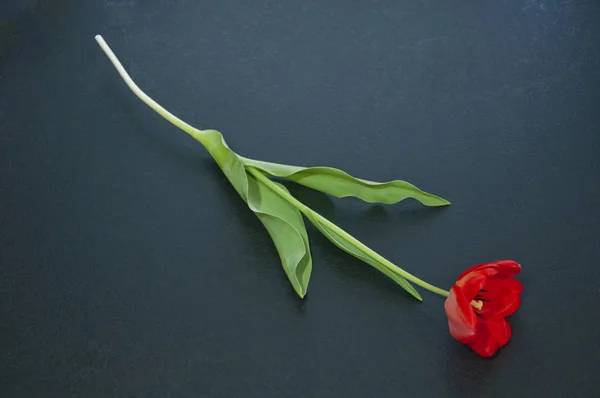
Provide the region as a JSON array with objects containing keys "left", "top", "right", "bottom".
[{"left": 1, "top": 1, "right": 599, "bottom": 397}]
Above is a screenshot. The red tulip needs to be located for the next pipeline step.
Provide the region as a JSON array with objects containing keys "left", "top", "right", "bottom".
[{"left": 444, "top": 260, "right": 523, "bottom": 357}]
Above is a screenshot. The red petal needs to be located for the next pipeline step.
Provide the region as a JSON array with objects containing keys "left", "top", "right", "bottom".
[
  {"left": 455, "top": 271, "right": 487, "bottom": 302},
  {"left": 457, "top": 260, "right": 522, "bottom": 281},
  {"left": 445, "top": 286, "right": 477, "bottom": 342},
  {"left": 479, "top": 277, "right": 523, "bottom": 318},
  {"left": 494, "top": 260, "right": 522, "bottom": 277},
  {"left": 468, "top": 323, "right": 500, "bottom": 357},
  {"left": 484, "top": 276, "right": 523, "bottom": 296},
  {"left": 483, "top": 317, "right": 512, "bottom": 347},
  {"left": 457, "top": 263, "right": 494, "bottom": 281},
  {"left": 481, "top": 294, "right": 521, "bottom": 318}
]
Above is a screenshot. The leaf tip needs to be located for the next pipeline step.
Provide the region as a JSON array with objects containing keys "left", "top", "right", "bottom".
[
  {"left": 292, "top": 285, "right": 308, "bottom": 299},
  {"left": 409, "top": 289, "right": 423, "bottom": 301},
  {"left": 429, "top": 196, "right": 451, "bottom": 207}
]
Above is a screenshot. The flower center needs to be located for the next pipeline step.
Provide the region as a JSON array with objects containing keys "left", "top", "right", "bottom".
[{"left": 470, "top": 299, "right": 484, "bottom": 311}]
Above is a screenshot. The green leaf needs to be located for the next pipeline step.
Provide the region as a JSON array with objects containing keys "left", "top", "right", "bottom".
[
  {"left": 304, "top": 212, "right": 422, "bottom": 301},
  {"left": 247, "top": 176, "right": 312, "bottom": 297},
  {"left": 240, "top": 157, "right": 450, "bottom": 207},
  {"left": 193, "top": 129, "right": 312, "bottom": 297}
]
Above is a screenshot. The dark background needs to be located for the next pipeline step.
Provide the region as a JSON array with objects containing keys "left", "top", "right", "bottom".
[{"left": 1, "top": 0, "right": 599, "bottom": 396}]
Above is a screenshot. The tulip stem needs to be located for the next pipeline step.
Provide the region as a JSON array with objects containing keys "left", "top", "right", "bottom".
[
  {"left": 95, "top": 34, "right": 451, "bottom": 300},
  {"left": 94, "top": 35, "right": 212, "bottom": 147}
]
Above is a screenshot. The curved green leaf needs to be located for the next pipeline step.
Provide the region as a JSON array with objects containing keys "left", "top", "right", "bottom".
[
  {"left": 240, "top": 157, "right": 450, "bottom": 207},
  {"left": 193, "top": 129, "right": 312, "bottom": 297},
  {"left": 304, "top": 212, "right": 422, "bottom": 301},
  {"left": 247, "top": 176, "right": 312, "bottom": 297}
]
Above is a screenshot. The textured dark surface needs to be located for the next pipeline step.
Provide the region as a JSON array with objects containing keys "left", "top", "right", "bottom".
[{"left": 1, "top": 0, "right": 600, "bottom": 397}]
